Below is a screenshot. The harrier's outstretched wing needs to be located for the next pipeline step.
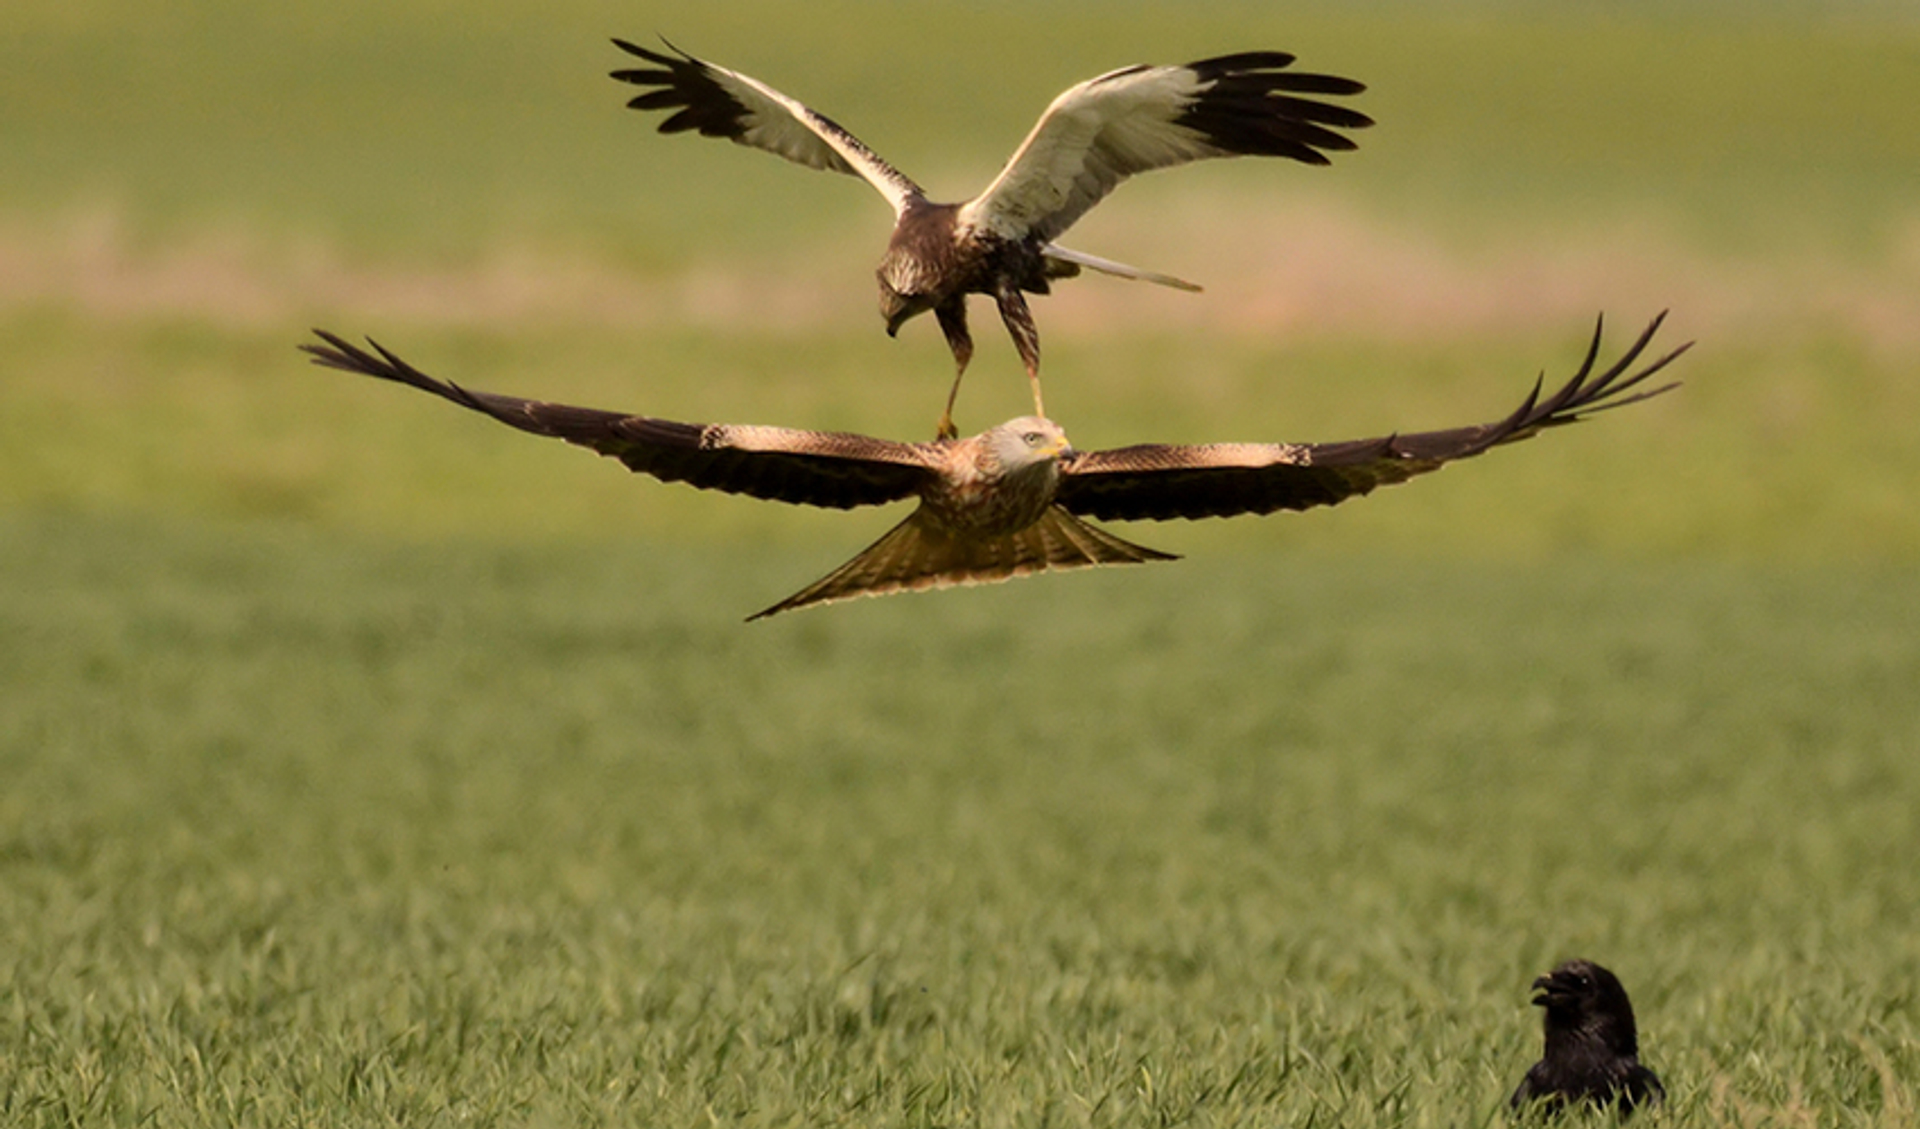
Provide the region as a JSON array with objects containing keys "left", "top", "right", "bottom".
[
  {"left": 610, "top": 39, "right": 922, "bottom": 216},
  {"left": 1056, "top": 314, "right": 1687, "bottom": 522},
  {"left": 301, "top": 331, "right": 936, "bottom": 511},
  {"left": 960, "top": 52, "right": 1371, "bottom": 244}
]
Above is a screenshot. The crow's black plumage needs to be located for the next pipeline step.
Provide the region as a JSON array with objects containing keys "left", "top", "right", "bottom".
[{"left": 1511, "top": 960, "right": 1664, "bottom": 1117}]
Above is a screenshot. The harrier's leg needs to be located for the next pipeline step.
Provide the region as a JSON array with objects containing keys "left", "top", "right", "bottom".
[
  {"left": 933, "top": 299, "right": 973, "bottom": 440},
  {"left": 994, "top": 283, "right": 1044, "bottom": 419}
]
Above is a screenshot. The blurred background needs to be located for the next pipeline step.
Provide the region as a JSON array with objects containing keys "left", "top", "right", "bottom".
[
  {"left": 4, "top": 4, "right": 1918, "bottom": 1121},
  {"left": 4, "top": 0, "right": 1915, "bottom": 558}
]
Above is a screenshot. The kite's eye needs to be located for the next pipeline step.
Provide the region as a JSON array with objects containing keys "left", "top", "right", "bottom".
[{"left": 1024, "top": 432, "right": 1046, "bottom": 447}]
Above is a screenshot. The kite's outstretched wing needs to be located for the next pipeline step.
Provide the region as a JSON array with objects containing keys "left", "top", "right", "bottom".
[
  {"left": 301, "top": 331, "right": 937, "bottom": 511},
  {"left": 610, "top": 39, "right": 923, "bottom": 216},
  {"left": 960, "top": 51, "right": 1371, "bottom": 244},
  {"left": 1056, "top": 314, "right": 1687, "bottom": 522}
]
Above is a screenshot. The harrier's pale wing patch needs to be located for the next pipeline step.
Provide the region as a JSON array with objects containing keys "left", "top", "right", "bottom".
[
  {"left": 302, "top": 331, "right": 936, "bottom": 510},
  {"left": 1056, "top": 314, "right": 1687, "bottom": 522},
  {"left": 611, "top": 39, "right": 922, "bottom": 215},
  {"left": 960, "top": 52, "right": 1371, "bottom": 244}
]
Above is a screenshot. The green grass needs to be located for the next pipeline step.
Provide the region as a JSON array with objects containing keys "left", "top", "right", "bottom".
[
  {"left": 4, "top": 1, "right": 1920, "bottom": 1124},
  {"left": 3, "top": 514, "right": 1917, "bottom": 1126}
]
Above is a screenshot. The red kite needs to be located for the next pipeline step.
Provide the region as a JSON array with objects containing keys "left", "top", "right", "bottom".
[{"left": 303, "top": 315, "right": 1684, "bottom": 620}]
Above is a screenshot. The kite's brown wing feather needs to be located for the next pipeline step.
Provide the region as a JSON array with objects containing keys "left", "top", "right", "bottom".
[
  {"left": 302, "top": 330, "right": 935, "bottom": 511},
  {"left": 747, "top": 505, "right": 1176, "bottom": 620},
  {"left": 1057, "top": 313, "right": 1688, "bottom": 523}
]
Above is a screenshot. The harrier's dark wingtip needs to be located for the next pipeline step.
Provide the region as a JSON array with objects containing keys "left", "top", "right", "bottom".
[
  {"left": 610, "top": 37, "right": 700, "bottom": 89},
  {"left": 610, "top": 36, "right": 676, "bottom": 64}
]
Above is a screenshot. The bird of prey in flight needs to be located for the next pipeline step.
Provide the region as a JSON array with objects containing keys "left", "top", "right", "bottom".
[
  {"left": 302, "top": 315, "right": 1683, "bottom": 621},
  {"left": 610, "top": 40, "right": 1372, "bottom": 438}
]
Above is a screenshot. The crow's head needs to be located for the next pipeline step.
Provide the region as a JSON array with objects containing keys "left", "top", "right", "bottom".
[{"left": 1532, "top": 959, "right": 1640, "bottom": 1056}]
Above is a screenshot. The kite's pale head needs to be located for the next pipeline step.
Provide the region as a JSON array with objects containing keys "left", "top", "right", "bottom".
[{"left": 987, "top": 416, "right": 1074, "bottom": 469}]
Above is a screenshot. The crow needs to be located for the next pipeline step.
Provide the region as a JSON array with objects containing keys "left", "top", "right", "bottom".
[{"left": 1511, "top": 959, "right": 1664, "bottom": 1117}]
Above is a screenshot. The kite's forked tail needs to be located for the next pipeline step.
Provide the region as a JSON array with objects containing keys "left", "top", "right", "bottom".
[{"left": 747, "top": 505, "right": 1176, "bottom": 620}]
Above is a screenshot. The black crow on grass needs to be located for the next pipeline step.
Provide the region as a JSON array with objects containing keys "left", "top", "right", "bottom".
[{"left": 1511, "top": 959, "right": 1664, "bottom": 1117}]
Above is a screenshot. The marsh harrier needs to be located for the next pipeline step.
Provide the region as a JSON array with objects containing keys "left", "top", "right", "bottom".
[
  {"left": 302, "top": 315, "right": 1683, "bottom": 620},
  {"left": 610, "top": 41, "right": 1372, "bottom": 437}
]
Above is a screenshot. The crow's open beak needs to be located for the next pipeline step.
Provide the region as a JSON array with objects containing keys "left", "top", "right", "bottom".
[{"left": 1531, "top": 972, "right": 1575, "bottom": 1008}]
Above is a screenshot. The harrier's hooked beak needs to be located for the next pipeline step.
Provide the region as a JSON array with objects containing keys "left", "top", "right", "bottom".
[
  {"left": 887, "top": 301, "right": 917, "bottom": 337},
  {"left": 880, "top": 288, "right": 915, "bottom": 337}
]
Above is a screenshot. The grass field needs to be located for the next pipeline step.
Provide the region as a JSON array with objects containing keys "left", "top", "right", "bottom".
[
  {"left": 5, "top": 516, "right": 1917, "bottom": 1126},
  {"left": 3, "top": 1, "right": 1918, "bottom": 1125}
]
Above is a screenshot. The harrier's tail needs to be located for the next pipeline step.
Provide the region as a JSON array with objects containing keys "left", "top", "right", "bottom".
[
  {"left": 747, "top": 505, "right": 1176, "bottom": 620},
  {"left": 1042, "top": 244, "right": 1203, "bottom": 292}
]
